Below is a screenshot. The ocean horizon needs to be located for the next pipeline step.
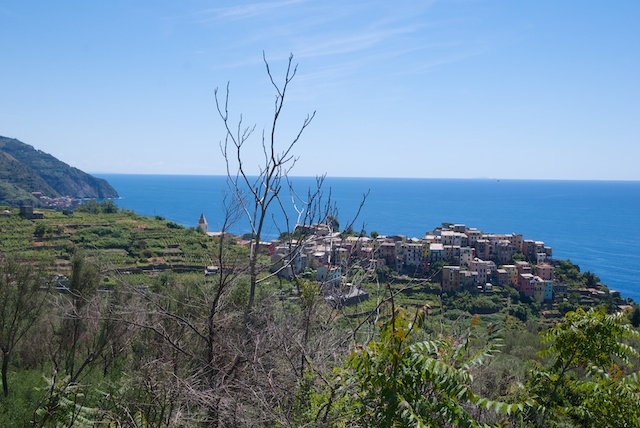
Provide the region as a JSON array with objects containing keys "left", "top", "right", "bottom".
[{"left": 96, "top": 174, "right": 640, "bottom": 302}]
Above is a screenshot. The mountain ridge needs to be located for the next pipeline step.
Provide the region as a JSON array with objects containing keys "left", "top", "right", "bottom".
[{"left": 0, "top": 135, "right": 119, "bottom": 207}]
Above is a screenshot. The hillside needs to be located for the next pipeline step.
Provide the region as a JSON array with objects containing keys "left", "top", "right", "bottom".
[
  {"left": 0, "top": 136, "right": 119, "bottom": 206},
  {"left": 0, "top": 205, "right": 225, "bottom": 275},
  {"left": 0, "top": 206, "right": 638, "bottom": 426}
]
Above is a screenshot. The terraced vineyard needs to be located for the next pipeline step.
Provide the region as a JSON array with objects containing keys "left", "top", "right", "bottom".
[{"left": 0, "top": 206, "right": 223, "bottom": 277}]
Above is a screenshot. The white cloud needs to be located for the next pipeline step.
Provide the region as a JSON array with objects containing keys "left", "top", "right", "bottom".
[{"left": 193, "top": 0, "right": 308, "bottom": 22}]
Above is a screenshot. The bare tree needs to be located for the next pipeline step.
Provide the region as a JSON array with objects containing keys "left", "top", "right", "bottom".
[
  {"left": 42, "top": 248, "right": 137, "bottom": 408},
  {"left": 215, "top": 52, "right": 316, "bottom": 312},
  {"left": 109, "top": 196, "right": 250, "bottom": 427},
  {"left": 0, "top": 255, "right": 49, "bottom": 396},
  {"left": 101, "top": 54, "right": 365, "bottom": 427}
]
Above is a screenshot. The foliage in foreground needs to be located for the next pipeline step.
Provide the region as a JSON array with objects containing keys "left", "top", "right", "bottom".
[
  {"left": 319, "top": 301, "right": 524, "bottom": 427},
  {"left": 1, "top": 255, "right": 640, "bottom": 427},
  {"left": 305, "top": 304, "right": 640, "bottom": 428},
  {"left": 525, "top": 306, "right": 640, "bottom": 427}
]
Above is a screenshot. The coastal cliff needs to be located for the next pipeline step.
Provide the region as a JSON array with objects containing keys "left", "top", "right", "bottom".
[{"left": 0, "top": 136, "right": 119, "bottom": 207}]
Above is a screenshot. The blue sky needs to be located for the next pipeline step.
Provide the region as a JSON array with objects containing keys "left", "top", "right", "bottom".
[{"left": 1, "top": 1, "right": 638, "bottom": 179}]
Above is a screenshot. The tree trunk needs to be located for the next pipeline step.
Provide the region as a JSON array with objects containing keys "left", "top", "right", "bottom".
[{"left": 2, "top": 350, "right": 9, "bottom": 396}]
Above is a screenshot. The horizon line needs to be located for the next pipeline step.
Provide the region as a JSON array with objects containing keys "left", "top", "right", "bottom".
[{"left": 90, "top": 172, "right": 640, "bottom": 182}]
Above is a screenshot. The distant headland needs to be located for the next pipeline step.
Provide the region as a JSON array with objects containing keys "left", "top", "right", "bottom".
[{"left": 0, "top": 135, "right": 119, "bottom": 208}]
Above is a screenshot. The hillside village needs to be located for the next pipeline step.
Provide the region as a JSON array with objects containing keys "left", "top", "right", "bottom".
[
  {"left": 6, "top": 205, "right": 612, "bottom": 311},
  {"left": 197, "top": 213, "right": 618, "bottom": 307}
]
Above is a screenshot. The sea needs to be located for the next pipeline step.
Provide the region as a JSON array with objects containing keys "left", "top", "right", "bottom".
[{"left": 96, "top": 174, "right": 640, "bottom": 302}]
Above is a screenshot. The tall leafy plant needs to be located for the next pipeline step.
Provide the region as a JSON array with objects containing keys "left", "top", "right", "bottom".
[
  {"left": 339, "top": 299, "right": 522, "bottom": 427},
  {"left": 525, "top": 306, "right": 640, "bottom": 427}
]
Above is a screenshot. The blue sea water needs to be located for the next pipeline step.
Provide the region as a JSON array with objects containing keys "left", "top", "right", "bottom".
[{"left": 97, "top": 174, "right": 640, "bottom": 301}]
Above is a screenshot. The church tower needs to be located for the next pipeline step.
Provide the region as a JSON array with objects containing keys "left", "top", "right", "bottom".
[{"left": 197, "top": 213, "right": 208, "bottom": 234}]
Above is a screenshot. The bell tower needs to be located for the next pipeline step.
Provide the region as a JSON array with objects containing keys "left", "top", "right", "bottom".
[{"left": 197, "top": 213, "right": 208, "bottom": 233}]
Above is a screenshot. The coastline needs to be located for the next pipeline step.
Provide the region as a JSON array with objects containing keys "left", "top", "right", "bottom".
[{"left": 96, "top": 174, "right": 640, "bottom": 301}]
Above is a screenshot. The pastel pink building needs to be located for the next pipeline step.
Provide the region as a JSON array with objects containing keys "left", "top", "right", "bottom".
[{"left": 536, "top": 263, "right": 555, "bottom": 281}]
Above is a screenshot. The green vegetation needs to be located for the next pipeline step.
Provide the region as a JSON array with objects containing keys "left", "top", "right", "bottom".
[
  {"left": 336, "top": 302, "right": 520, "bottom": 427},
  {"left": 0, "top": 200, "right": 638, "bottom": 427},
  {"left": 526, "top": 307, "right": 640, "bottom": 426},
  {"left": 0, "top": 203, "right": 220, "bottom": 276},
  {"left": 0, "top": 136, "right": 118, "bottom": 207}
]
